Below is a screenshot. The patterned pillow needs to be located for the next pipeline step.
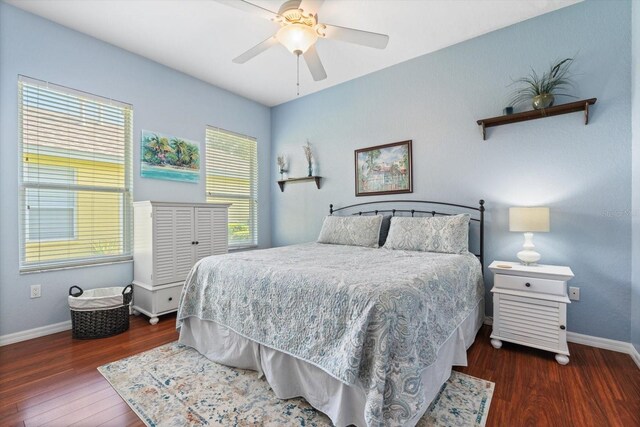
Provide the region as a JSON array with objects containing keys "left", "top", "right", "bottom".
[
  {"left": 317, "top": 215, "right": 383, "bottom": 248},
  {"left": 383, "top": 214, "right": 469, "bottom": 254}
]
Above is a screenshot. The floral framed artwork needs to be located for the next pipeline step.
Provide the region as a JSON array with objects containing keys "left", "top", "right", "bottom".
[
  {"left": 140, "top": 130, "right": 200, "bottom": 183},
  {"left": 355, "top": 140, "right": 412, "bottom": 196}
]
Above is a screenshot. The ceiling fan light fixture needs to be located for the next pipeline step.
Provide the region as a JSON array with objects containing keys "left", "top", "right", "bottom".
[{"left": 276, "top": 23, "right": 318, "bottom": 55}]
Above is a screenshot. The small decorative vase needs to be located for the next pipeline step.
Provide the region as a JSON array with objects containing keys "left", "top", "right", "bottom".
[
  {"left": 307, "top": 164, "right": 313, "bottom": 177},
  {"left": 532, "top": 93, "right": 555, "bottom": 110}
]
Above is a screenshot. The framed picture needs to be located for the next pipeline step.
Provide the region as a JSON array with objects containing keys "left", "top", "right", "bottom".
[
  {"left": 355, "top": 140, "right": 412, "bottom": 196},
  {"left": 140, "top": 130, "right": 200, "bottom": 183}
]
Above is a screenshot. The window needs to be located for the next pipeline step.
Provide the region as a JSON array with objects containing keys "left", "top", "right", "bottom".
[
  {"left": 206, "top": 127, "right": 258, "bottom": 248},
  {"left": 19, "top": 76, "right": 133, "bottom": 272}
]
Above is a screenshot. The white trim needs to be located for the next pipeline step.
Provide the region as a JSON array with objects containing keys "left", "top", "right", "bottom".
[
  {"left": 566, "top": 331, "right": 631, "bottom": 354},
  {"left": 630, "top": 345, "right": 640, "bottom": 369},
  {"left": 484, "top": 316, "right": 640, "bottom": 369},
  {"left": 0, "top": 320, "right": 71, "bottom": 346}
]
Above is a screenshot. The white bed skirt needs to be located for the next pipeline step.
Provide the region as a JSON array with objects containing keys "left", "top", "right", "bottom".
[{"left": 179, "top": 298, "right": 484, "bottom": 427}]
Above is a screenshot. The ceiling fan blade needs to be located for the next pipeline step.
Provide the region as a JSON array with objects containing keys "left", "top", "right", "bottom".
[
  {"left": 233, "top": 36, "right": 279, "bottom": 64},
  {"left": 303, "top": 45, "right": 327, "bottom": 81},
  {"left": 214, "top": 0, "right": 280, "bottom": 21},
  {"left": 321, "top": 24, "right": 389, "bottom": 49},
  {"left": 300, "top": 0, "right": 325, "bottom": 14}
]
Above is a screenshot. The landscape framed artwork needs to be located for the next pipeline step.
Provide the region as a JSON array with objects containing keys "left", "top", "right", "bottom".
[
  {"left": 141, "top": 130, "right": 200, "bottom": 183},
  {"left": 355, "top": 140, "right": 412, "bottom": 196}
]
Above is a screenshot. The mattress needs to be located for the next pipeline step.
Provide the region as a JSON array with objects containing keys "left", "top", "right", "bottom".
[{"left": 177, "top": 242, "right": 484, "bottom": 426}]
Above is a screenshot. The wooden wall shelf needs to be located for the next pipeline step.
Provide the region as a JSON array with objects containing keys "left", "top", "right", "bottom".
[
  {"left": 476, "top": 98, "right": 597, "bottom": 140},
  {"left": 277, "top": 176, "right": 322, "bottom": 192}
]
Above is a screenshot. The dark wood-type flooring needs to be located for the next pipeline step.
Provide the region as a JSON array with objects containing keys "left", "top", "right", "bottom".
[{"left": 1, "top": 314, "right": 638, "bottom": 426}]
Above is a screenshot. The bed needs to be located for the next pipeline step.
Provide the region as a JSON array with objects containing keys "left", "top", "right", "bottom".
[{"left": 177, "top": 200, "right": 486, "bottom": 426}]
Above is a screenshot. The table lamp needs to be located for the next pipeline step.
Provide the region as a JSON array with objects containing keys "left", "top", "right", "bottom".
[{"left": 509, "top": 207, "right": 550, "bottom": 265}]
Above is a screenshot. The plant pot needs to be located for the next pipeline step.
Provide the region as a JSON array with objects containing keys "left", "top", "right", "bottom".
[{"left": 532, "top": 93, "right": 555, "bottom": 110}]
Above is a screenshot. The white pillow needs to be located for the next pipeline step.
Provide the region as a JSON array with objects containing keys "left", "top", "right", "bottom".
[
  {"left": 317, "top": 215, "right": 383, "bottom": 248},
  {"left": 383, "top": 214, "right": 469, "bottom": 254}
]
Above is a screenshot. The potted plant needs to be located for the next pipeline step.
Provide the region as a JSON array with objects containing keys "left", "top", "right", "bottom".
[{"left": 509, "top": 58, "right": 576, "bottom": 110}]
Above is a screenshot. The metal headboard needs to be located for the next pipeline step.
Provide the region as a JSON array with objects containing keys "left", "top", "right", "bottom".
[{"left": 329, "top": 199, "right": 486, "bottom": 268}]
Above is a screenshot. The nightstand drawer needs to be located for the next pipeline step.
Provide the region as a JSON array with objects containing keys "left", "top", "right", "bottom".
[{"left": 494, "top": 273, "right": 565, "bottom": 296}]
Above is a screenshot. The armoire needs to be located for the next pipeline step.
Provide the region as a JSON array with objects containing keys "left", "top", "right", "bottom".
[{"left": 132, "top": 201, "right": 230, "bottom": 324}]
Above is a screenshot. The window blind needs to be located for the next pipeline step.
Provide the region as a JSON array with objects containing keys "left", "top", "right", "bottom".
[
  {"left": 206, "top": 127, "right": 258, "bottom": 248},
  {"left": 18, "top": 76, "right": 133, "bottom": 272}
]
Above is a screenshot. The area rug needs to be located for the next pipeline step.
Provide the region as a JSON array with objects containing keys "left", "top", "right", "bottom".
[{"left": 98, "top": 342, "right": 494, "bottom": 426}]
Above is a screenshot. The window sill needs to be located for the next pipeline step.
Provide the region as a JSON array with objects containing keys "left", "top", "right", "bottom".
[
  {"left": 20, "top": 258, "right": 133, "bottom": 275},
  {"left": 228, "top": 245, "right": 259, "bottom": 253}
]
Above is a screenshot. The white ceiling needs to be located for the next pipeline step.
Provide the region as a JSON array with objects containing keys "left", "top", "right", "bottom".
[{"left": 7, "top": 0, "right": 582, "bottom": 106}]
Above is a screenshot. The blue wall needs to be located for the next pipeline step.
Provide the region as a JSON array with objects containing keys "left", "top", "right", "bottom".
[
  {"left": 0, "top": 3, "right": 271, "bottom": 336},
  {"left": 632, "top": 0, "right": 640, "bottom": 354},
  {"left": 2, "top": 0, "right": 636, "bottom": 346},
  {"left": 271, "top": 0, "right": 633, "bottom": 342}
]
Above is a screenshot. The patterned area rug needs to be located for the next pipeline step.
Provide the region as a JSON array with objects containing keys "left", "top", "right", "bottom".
[{"left": 98, "top": 342, "right": 494, "bottom": 426}]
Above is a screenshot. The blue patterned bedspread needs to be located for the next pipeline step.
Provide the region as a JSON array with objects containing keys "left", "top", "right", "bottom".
[{"left": 177, "top": 243, "right": 484, "bottom": 426}]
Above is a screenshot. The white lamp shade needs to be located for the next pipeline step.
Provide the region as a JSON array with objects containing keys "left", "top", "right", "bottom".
[
  {"left": 276, "top": 24, "right": 318, "bottom": 54},
  {"left": 509, "top": 207, "right": 550, "bottom": 232}
]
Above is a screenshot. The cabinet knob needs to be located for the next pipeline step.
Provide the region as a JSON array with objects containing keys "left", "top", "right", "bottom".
[
  {"left": 191, "top": 241, "right": 195, "bottom": 245},
  {"left": 525, "top": 282, "right": 531, "bottom": 287},
  {"left": 168, "top": 297, "right": 173, "bottom": 302},
  {"left": 560, "top": 325, "right": 566, "bottom": 330},
  {"left": 195, "top": 241, "right": 199, "bottom": 245}
]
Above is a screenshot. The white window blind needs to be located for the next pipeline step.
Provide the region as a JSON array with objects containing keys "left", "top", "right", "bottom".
[
  {"left": 19, "top": 76, "right": 133, "bottom": 272},
  {"left": 206, "top": 127, "right": 258, "bottom": 248}
]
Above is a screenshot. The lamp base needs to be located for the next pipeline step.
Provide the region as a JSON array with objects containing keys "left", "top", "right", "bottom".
[
  {"left": 517, "top": 249, "right": 541, "bottom": 265},
  {"left": 517, "top": 232, "right": 541, "bottom": 265}
]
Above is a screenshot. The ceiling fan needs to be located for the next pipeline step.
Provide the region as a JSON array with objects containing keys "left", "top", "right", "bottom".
[{"left": 215, "top": 0, "right": 389, "bottom": 84}]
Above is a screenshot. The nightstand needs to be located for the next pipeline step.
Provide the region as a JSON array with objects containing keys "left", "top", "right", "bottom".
[{"left": 489, "top": 261, "right": 574, "bottom": 365}]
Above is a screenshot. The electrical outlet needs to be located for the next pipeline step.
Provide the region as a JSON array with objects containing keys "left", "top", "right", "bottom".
[
  {"left": 30, "top": 284, "right": 41, "bottom": 299},
  {"left": 569, "top": 286, "right": 580, "bottom": 301}
]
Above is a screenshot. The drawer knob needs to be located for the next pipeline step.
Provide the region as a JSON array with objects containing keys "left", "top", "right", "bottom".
[
  {"left": 525, "top": 282, "right": 531, "bottom": 287},
  {"left": 560, "top": 325, "right": 566, "bottom": 330},
  {"left": 168, "top": 297, "right": 173, "bottom": 302}
]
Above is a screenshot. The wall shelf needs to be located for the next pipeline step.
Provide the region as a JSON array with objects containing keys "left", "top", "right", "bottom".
[
  {"left": 476, "top": 98, "right": 597, "bottom": 140},
  {"left": 277, "top": 176, "right": 322, "bottom": 192}
]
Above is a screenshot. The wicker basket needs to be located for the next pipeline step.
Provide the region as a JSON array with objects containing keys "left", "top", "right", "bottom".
[{"left": 68, "top": 285, "right": 133, "bottom": 339}]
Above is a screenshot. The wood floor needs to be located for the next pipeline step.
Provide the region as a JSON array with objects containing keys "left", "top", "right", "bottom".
[{"left": 0, "top": 315, "right": 638, "bottom": 427}]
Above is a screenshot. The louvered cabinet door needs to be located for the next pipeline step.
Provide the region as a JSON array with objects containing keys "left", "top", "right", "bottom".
[
  {"left": 194, "top": 207, "right": 228, "bottom": 262},
  {"left": 494, "top": 293, "right": 563, "bottom": 351},
  {"left": 172, "top": 207, "right": 196, "bottom": 283},
  {"left": 152, "top": 206, "right": 194, "bottom": 285}
]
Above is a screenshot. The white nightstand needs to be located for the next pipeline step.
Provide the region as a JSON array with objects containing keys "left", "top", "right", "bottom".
[{"left": 489, "top": 261, "right": 574, "bottom": 365}]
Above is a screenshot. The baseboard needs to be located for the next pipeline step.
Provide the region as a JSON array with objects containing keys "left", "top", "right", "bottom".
[
  {"left": 484, "top": 316, "right": 640, "bottom": 369},
  {"left": 630, "top": 345, "right": 640, "bottom": 369},
  {"left": 0, "top": 320, "right": 71, "bottom": 346},
  {"left": 565, "top": 331, "right": 632, "bottom": 354}
]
